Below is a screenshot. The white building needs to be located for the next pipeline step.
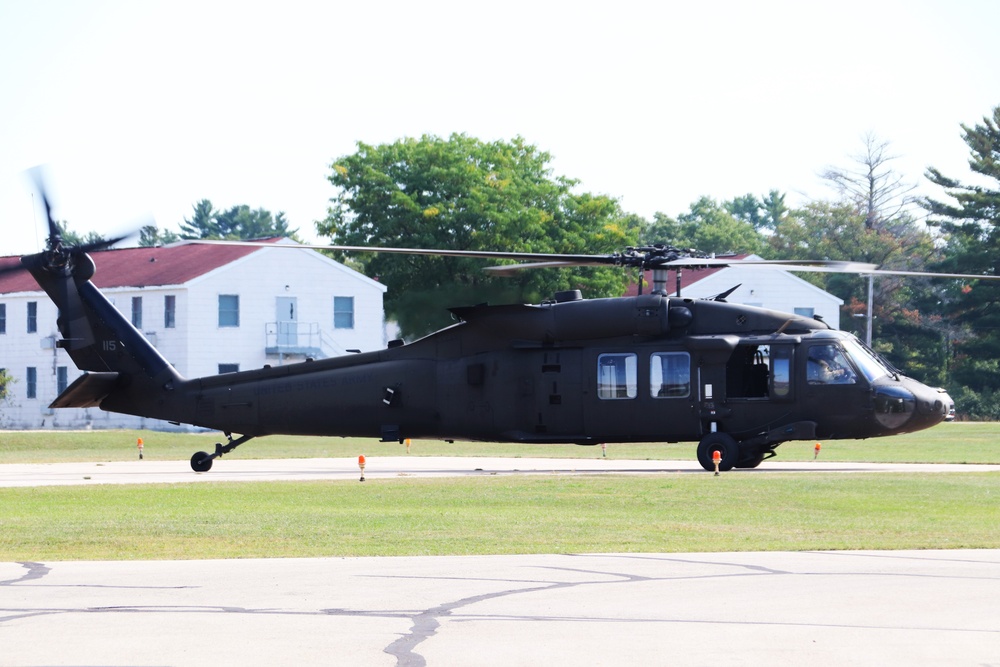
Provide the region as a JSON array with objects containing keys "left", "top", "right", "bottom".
[
  {"left": 0, "top": 241, "right": 387, "bottom": 430},
  {"left": 629, "top": 254, "right": 843, "bottom": 328}
]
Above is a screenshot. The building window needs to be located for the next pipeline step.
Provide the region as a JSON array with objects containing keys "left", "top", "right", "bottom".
[
  {"left": 334, "top": 296, "right": 355, "bottom": 329},
  {"left": 650, "top": 352, "right": 691, "bottom": 398},
  {"left": 131, "top": 296, "right": 143, "bottom": 329},
  {"left": 26, "top": 367, "right": 37, "bottom": 399},
  {"left": 597, "top": 353, "right": 637, "bottom": 400},
  {"left": 218, "top": 295, "right": 240, "bottom": 327},
  {"left": 57, "top": 366, "right": 69, "bottom": 394},
  {"left": 218, "top": 363, "right": 240, "bottom": 374},
  {"left": 27, "top": 301, "right": 37, "bottom": 333},
  {"left": 794, "top": 307, "right": 815, "bottom": 318},
  {"left": 164, "top": 295, "right": 176, "bottom": 328},
  {"left": 0, "top": 303, "right": 5, "bottom": 334}
]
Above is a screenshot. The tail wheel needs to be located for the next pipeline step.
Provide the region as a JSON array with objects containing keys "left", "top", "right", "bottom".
[
  {"left": 191, "top": 451, "right": 213, "bottom": 472},
  {"left": 697, "top": 432, "right": 740, "bottom": 472}
]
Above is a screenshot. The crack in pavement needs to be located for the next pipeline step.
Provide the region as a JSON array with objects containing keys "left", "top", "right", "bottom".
[
  {"left": 0, "top": 562, "right": 50, "bottom": 586},
  {"left": 3, "top": 555, "right": 998, "bottom": 666}
]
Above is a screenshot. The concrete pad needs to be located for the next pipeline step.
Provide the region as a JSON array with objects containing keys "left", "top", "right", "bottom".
[{"left": 2, "top": 550, "right": 999, "bottom": 666}]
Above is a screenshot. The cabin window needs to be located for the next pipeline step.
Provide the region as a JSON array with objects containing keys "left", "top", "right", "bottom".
[
  {"left": 807, "top": 344, "right": 857, "bottom": 385},
  {"left": 597, "top": 353, "right": 637, "bottom": 400},
  {"left": 164, "top": 295, "right": 176, "bottom": 328},
  {"left": 334, "top": 296, "right": 355, "bottom": 329},
  {"left": 131, "top": 296, "right": 143, "bottom": 329},
  {"left": 218, "top": 295, "right": 240, "bottom": 327},
  {"left": 27, "top": 301, "right": 37, "bottom": 333},
  {"left": 771, "top": 346, "right": 792, "bottom": 397},
  {"left": 650, "top": 352, "right": 691, "bottom": 398},
  {"left": 26, "top": 367, "right": 37, "bottom": 399}
]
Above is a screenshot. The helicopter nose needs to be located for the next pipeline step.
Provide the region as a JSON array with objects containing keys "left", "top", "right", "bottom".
[
  {"left": 916, "top": 386, "right": 952, "bottom": 423},
  {"left": 873, "top": 384, "right": 916, "bottom": 430},
  {"left": 874, "top": 381, "right": 950, "bottom": 432}
]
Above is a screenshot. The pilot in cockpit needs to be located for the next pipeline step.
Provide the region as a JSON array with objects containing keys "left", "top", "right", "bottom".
[{"left": 807, "top": 344, "right": 856, "bottom": 384}]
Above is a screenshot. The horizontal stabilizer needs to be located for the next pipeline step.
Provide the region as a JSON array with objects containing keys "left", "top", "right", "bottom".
[{"left": 49, "top": 372, "right": 120, "bottom": 409}]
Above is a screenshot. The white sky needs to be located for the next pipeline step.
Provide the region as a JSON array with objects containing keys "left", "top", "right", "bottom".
[{"left": 2, "top": 0, "right": 998, "bottom": 256}]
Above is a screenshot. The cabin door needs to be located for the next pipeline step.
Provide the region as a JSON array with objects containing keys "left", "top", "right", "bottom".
[
  {"left": 519, "top": 350, "right": 584, "bottom": 438},
  {"left": 276, "top": 297, "right": 298, "bottom": 346}
]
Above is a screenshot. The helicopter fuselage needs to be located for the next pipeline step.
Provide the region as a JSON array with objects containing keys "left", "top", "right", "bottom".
[
  {"left": 31, "top": 253, "right": 951, "bottom": 472},
  {"left": 108, "top": 293, "right": 949, "bottom": 463}
]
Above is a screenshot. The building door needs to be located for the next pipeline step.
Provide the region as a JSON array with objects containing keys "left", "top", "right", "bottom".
[{"left": 276, "top": 297, "right": 297, "bottom": 346}]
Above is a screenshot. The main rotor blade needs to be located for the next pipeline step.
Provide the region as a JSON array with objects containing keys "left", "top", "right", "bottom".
[
  {"left": 181, "top": 240, "right": 1000, "bottom": 282},
  {"left": 484, "top": 260, "right": 614, "bottom": 274},
  {"left": 859, "top": 268, "right": 1000, "bottom": 281},
  {"left": 182, "top": 240, "right": 617, "bottom": 264},
  {"left": 659, "top": 258, "right": 879, "bottom": 272}
]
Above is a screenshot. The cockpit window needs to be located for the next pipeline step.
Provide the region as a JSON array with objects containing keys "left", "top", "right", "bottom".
[
  {"left": 840, "top": 337, "right": 890, "bottom": 382},
  {"left": 807, "top": 344, "right": 857, "bottom": 385}
]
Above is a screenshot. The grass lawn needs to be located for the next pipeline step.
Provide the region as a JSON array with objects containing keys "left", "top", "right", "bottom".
[
  {"left": 1, "top": 473, "right": 997, "bottom": 561},
  {"left": 1, "top": 424, "right": 997, "bottom": 561}
]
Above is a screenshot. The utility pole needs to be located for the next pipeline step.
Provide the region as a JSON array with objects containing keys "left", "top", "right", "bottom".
[{"left": 865, "top": 273, "right": 873, "bottom": 346}]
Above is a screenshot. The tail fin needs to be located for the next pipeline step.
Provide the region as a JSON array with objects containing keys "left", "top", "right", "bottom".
[{"left": 24, "top": 251, "right": 183, "bottom": 394}]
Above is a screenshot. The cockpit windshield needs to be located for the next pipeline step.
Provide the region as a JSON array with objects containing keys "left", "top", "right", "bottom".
[{"left": 840, "top": 336, "right": 891, "bottom": 382}]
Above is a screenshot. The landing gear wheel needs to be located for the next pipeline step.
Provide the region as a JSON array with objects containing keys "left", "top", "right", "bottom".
[
  {"left": 191, "top": 451, "right": 213, "bottom": 472},
  {"left": 697, "top": 432, "right": 740, "bottom": 472}
]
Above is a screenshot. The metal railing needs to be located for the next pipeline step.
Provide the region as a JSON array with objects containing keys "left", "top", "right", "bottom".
[{"left": 264, "top": 322, "right": 345, "bottom": 360}]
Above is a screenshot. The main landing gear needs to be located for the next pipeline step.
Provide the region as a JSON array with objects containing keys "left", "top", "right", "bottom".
[
  {"left": 696, "top": 432, "right": 775, "bottom": 472},
  {"left": 190, "top": 433, "right": 255, "bottom": 472}
]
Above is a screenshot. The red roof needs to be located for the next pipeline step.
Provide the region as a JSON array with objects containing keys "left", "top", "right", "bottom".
[
  {"left": 624, "top": 254, "right": 750, "bottom": 297},
  {"left": 0, "top": 240, "right": 282, "bottom": 294}
]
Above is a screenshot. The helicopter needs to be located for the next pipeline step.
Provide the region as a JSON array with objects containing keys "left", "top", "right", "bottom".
[{"left": 7, "top": 188, "right": 998, "bottom": 473}]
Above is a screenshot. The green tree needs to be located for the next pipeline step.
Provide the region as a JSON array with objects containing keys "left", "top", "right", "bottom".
[
  {"left": 317, "top": 134, "right": 640, "bottom": 338},
  {"left": 679, "top": 197, "right": 765, "bottom": 254},
  {"left": 770, "top": 200, "right": 942, "bottom": 381},
  {"left": 0, "top": 369, "right": 12, "bottom": 403},
  {"left": 922, "top": 105, "right": 1000, "bottom": 405},
  {"left": 139, "top": 225, "right": 180, "bottom": 247},
  {"left": 719, "top": 190, "right": 788, "bottom": 231},
  {"left": 761, "top": 190, "right": 790, "bottom": 230},
  {"left": 641, "top": 212, "right": 683, "bottom": 246},
  {"left": 643, "top": 197, "right": 765, "bottom": 254},
  {"left": 725, "top": 193, "right": 765, "bottom": 229},
  {"left": 0, "top": 369, "right": 13, "bottom": 427},
  {"left": 178, "top": 200, "right": 298, "bottom": 240},
  {"left": 179, "top": 200, "right": 218, "bottom": 239},
  {"left": 55, "top": 221, "right": 106, "bottom": 246}
]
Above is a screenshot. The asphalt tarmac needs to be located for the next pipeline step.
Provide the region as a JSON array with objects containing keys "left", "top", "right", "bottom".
[
  {"left": 2, "top": 455, "right": 1000, "bottom": 487},
  {"left": 2, "top": 458, "right": 998, "bottom": 665}
]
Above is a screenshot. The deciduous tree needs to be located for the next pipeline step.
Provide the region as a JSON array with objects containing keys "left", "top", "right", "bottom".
[{"left": 317, "top": 134, "right": 640, "bottom": 338}]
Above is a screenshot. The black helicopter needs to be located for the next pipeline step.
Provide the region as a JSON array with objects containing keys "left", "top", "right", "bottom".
[{"left": 7, "top": 188, "right": 995, "bottom": 472}]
